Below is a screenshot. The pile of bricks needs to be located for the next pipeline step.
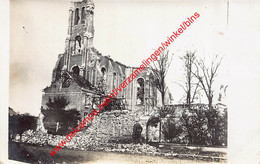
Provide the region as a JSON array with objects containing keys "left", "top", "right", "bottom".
[{"left": 20, "top": 129, "right": 162, "bottom": 156}]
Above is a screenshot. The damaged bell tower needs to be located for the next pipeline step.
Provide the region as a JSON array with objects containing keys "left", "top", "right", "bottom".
[{"left": 63, "top": 0, "right": 95, "bottom": 78}]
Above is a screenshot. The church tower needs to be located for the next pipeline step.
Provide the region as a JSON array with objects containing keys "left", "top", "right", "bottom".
[{"left": 63, "top": 0, "right": 95, "bottom": 78}]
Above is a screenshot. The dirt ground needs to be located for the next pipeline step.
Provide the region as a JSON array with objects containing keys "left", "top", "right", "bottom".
[
  {"left": 85, "top": 152, "right": 225, "bottom": 164},
  {"left": 9, "top": 141, "right": 226, "bottom": 164}
]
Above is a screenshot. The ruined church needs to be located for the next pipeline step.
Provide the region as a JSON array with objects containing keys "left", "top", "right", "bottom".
[{"left": 41, "top": 0, "right": 172, "bottom": 118}]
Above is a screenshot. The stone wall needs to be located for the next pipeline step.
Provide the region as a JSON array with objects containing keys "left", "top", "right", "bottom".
[
  {"left": 69, "top": 55, "right": 82, "bottom": 69},
  {"left": 82, "top": 104, "right": 226, "bottom": 144},
  {"left": 85, "top": 110, "right": 149, "bottom": 143}
]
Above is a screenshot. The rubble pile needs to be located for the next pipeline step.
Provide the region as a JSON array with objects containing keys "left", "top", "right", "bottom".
[
  {"left": 20, "top": 129, "right": 162, "bottom": 156},
  {"left": 20, "top": 130, "right": 225, "bottom": 161},
  {"left": 21, "top": 130, "right": 64, "bottom": 146},
  {"left": 19, "top": 110, "right": 163, "bottom": 156}
]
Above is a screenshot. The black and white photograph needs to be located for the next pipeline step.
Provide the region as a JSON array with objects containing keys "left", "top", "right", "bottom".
[{"left": 1, "top": 0, "right": 260, "bottom": 163}]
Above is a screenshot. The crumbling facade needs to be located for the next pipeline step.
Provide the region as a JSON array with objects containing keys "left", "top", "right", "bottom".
[{"left": 41, "top": 0, "right": 172, "bottom": 118}]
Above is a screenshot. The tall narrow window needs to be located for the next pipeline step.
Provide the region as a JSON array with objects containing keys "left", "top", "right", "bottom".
[
  {"left": 74, "top": 8, "right": 79, "bottom": 25},
  {"left": 98, "top": 67, "right": 107, "bottom": 93},
  {"left": 75, "top": 36, "right": 81, "bottom": 54},
  {"left": 81, "top": 7, "right": 85, "bottom": 24},
  {"left": 137, "top": 78, "right": 144, "bottom": 105},
  {"left": 101, "top": 67, "right": 106, "bottom": 80},
  {"left": 113, "top": 72, "right": 117, "bottom": 88}
]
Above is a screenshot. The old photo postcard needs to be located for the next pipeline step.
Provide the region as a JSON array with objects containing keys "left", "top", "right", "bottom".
[{"left": 1, "top": 0, "right": 260, "bottom": 163}]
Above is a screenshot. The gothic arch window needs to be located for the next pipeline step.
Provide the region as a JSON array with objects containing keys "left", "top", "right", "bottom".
[
  {"left": 75, "top": 36, "right": 81, "bottom": 54},
  {"left": 74, "top": 8, "right": 80, "bottom": 25},
  {"left": 97, "top": 67, "right": 106, "bottom": 93},
  {"left": 101, "top": 67, "right": 106, "bottom": 79},
  {"left": 81, "top": 7, "right": 85, "bottom": 24},
  {"left": 113, "top": 72, "right": 117, "bottom": 88},
  {"left": 137, "top": 78, "right": 144, "bottom": 105},
  {"left": 72, "top": 65, "right": 80, "bottom": 75}
]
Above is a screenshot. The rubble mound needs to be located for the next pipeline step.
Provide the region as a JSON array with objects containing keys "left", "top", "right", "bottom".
[
  {"left": 19, "top": 130, "right": 226, "bottom": 161},
  {"left": 20, "top": 130, "right": 161, "bottom": 156}
]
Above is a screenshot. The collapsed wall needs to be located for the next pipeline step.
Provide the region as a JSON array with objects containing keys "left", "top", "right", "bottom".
[
  {"left": 22, "top": 104, "right": 227, "bottom": 147},
  {"left": 85, "top": 110, "right": 148, "bottom": 143},
  {"left": 21, "top": 110, "right": 149, "bottom": 149}
]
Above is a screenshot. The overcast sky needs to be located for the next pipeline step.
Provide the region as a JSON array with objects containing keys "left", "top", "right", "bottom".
[{"left": 10, "top": 0, "right": 229, "bottom": 116}]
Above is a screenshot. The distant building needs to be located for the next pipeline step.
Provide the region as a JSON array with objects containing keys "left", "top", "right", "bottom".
[{"left": 41, "top": 0, "right": 171, "bottom": 117}]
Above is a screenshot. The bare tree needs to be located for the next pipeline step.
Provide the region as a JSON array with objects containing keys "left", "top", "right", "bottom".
[
  {"left": 151, "top": 49, "right": 173, "bottom": 106},
  {"left": 150, "top": 49, "right": 173, "bottom": 143},
  {"left": 192, "top": 54, "right": 223, "bottom": 145},
  {"left": 177, "top": 51, "right": 200, "bottom": 109},
  {"left": 192, "top": 54, "right": 223, "bottom": 109},
  {"left": 172, "top": 51, "right": 201, "bottom": 144}
]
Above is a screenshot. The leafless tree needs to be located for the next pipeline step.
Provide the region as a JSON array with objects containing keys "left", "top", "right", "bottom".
[
  {"left": 150, "top": 49, "right": 173, "bottom": 143},
  {"left": 151, "top": 49, "right": 173, "bottom": 106},
  {"left": 176, "top": 51, "right": 200, "bottom": 109},
  {"left": 192, "top": 54, "right": 223, "bottom": 109},
  {"left": 191, "top": 54, "right": 223, "bottom": 145}
]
